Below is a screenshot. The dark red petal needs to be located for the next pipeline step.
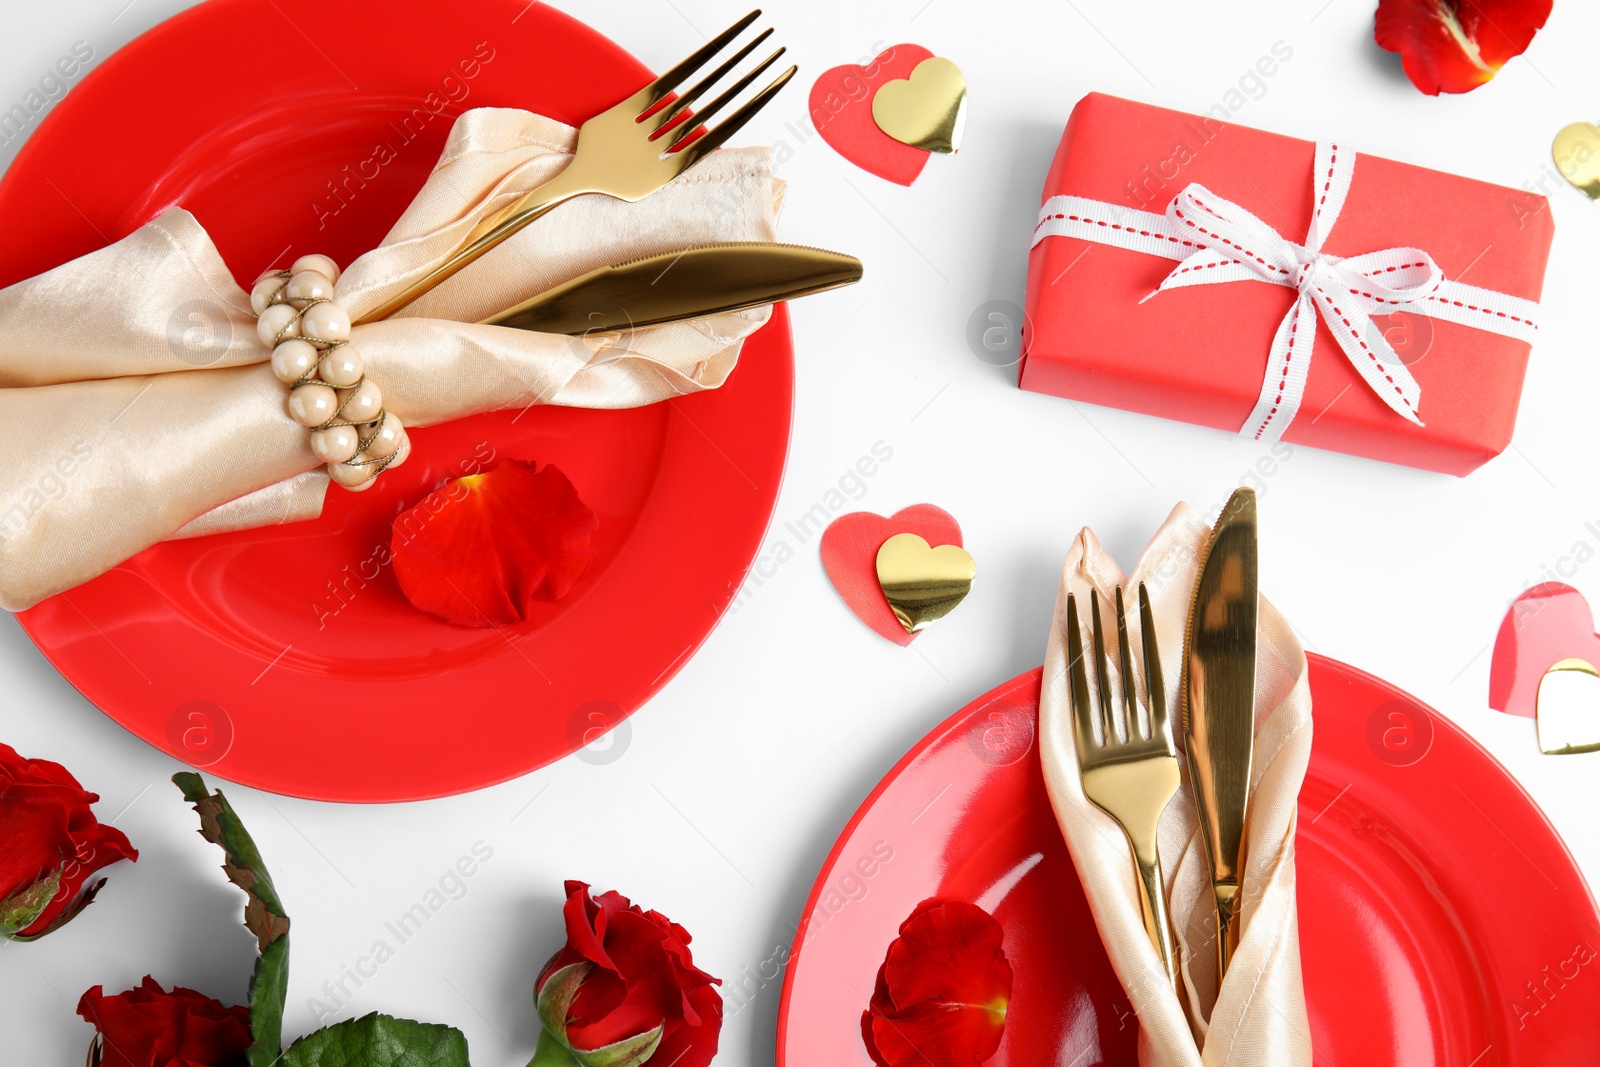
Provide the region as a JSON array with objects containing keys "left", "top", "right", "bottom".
[
  {"left": 0, "top": 794, "right": 71, "bottom": 900},
  {"left": 1375, "top": 0, "right": 1552, "bottom": 95},
  {"left": 647, "top": 983, "right": 723, "bottom": 1067},
  {"left": 78, "top": 977, "right": 250, "bottom": 1067},
  {"left": 391, "top": 460, "right": 596, "bottom": 627},
  {"left": 860, "top": 899, "right": 1013, "bottom": 1067}
]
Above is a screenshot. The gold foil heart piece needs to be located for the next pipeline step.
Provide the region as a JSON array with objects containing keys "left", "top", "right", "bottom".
[
  {"left": 871, "top": 56, "right": 967, "bottom": 154},
  {"left": 875, "top": 533, "right": 975, "bottom": 634},
  {"left": 1536, "top": 657, "right": 1600, "bottom": 755},
  {"left": 1553, "top": 122, "right": 1600, "bottom": 200}
]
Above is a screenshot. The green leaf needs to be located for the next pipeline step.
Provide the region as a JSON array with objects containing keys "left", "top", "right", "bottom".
[
  {"left": 567, "top": 1028, "right": 662, "bottom": 1067},
  {"left": 279, "top": 1013, "right": 471, "bottom": 1067},
  {"left": 173, "top": 772, "right": 289, "bottom": 1067},
  {"left": 0, "top": 868, "right": 62, "bottom": 939},
  {"left": 534, "top": 963, "right": 589, "bottom": 1043},
  {"left": 6, "top": 875, "right": 109, "bottom": 943}
]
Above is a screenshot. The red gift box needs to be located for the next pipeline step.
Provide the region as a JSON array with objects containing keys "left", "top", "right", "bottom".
[{"left": 1020, "top": 93, "right": 1554, "bottom": 476}]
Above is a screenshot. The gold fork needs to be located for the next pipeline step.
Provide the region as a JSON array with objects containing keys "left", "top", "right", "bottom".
[
  {"left": 1068, "top": 584, "right": 1180, "bottom": 988},
  {"left": 355, "top": 9, "right": 797, "bottom": 325}
]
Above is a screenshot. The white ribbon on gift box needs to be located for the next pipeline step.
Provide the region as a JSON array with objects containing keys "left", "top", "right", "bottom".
[{"left": 1030, "top": 142, "right": 1542, "bottom": 441}]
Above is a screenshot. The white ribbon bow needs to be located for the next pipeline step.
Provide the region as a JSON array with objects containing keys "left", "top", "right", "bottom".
[{"left": 1032, "top": 142, "right": 1542, "bottom": 441}]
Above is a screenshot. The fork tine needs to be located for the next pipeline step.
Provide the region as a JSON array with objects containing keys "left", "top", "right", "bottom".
[
  {"left": 1114, "top": 587, "right": 1142, "bottom": 740},
  {"left": 1138, "top": 582, "right": 1171, "bottom": 747},
  {"left": 648, "top": 28, "right": 775, "bottom": 135},
  {"left": 668, "top": 63, "right": 798, "bottom": 164},
  {"left": 640, "top": 9, "right": 764, "bottom": 109},
  {"left": 666, "top": 48, "right": 790, "bottom": 152},
  {"left": 1065, "top": 594, "right": 1097, "bottom": 753},
  {"left": 1089, "top": 589, "right": 1120, "bottom": 745}
]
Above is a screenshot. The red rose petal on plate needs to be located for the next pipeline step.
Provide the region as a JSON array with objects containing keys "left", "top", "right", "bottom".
[
  {"left": 391, "top": 460, "right": 597, "bottom": 627},
  {"left": 1375, "top": 0, "right": 1552, "bottom": 95},
  {"left": 861, "top": 898, "right": 1012, "bottom": 1067}
]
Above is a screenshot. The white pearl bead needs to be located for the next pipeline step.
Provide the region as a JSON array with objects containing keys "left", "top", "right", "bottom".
[
  {"left": 318, "top": 345, "right": 364, "bottom": 388},
  {"left": 363, "top": 413, "right": 405, "bottom": 457},
  {"left": 293, "top": 254, "right": 341, "bottom": 285},
  {"left": 285, "top": 269, "right": 334, "bottom": 304},
  {"left": 330, "top": 457, "right": 374, "bottom": 489},
  {"left": 300, "top": 301, "right": 351, "bottom": 344},
  {"left": 270, "top": 338, "right": 321, "bottom": 384},
  {"left": 256, "top": 303, "right": 300, "bottom": 347},
  {"left": 385, "top": 434, "right": 412, "bottom": 471},
  {"left": 250, "top": 274, "right": 284, "bottom": 316},
  {"left": 340, "top": 379, "right": 383, "bottom": 424},
  {"left": 288, "top": 384, "right": 339, "bottom": 427},
  {"left": 310, "top": 425, "right": 361, "bottom": 463}
]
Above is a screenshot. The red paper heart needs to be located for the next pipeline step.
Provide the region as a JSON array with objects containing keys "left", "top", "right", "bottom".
[
  {"left": 1488, "top": 583, "right": 1600, "bottom": 718},
  {"left": 810, "top": 44, "right": 935, "bottom": 186},
  {"left": 821, "top": 505, "right": 963, "bottom": 645}
]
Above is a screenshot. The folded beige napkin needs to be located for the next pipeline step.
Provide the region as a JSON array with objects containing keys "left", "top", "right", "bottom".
[
  {"left": 0, "top": 107, "right": 782, "bottom": 611},
  {"left": 1038, "top": 504, "right": 1313, "bottom": 1065}
]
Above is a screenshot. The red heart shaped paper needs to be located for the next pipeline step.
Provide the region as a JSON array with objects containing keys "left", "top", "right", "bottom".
[
  {"left": 1488, "top": 582, "right": 1600, "bottom": 718},
  {"left": 821, "top": 504, "right": 963, "bottom": 645},
  {"left": 809, "top": 44, "right": 935, "bottom": 186}
]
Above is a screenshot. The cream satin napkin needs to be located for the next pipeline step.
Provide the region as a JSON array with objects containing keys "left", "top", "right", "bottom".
[
  {"left": 1039, "top": 504, "right": 1313, "bottom": 1066},
  {"left": 0, "top": 107, "right": 783, "bottom": 611}
]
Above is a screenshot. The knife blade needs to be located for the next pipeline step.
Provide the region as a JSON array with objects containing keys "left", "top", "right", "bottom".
[
  {"left": 1182, "top": 485, "right": 1259, "bottom": 980},
  {"left": 479, "top": 242, "right": 863, "bottom": 335}
]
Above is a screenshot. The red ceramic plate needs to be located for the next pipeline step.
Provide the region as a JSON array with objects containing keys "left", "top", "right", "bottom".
[
  {"left": 0, "top": 0, "right": 793, "bottom": 801},
  {"left": 778, "top": 656, "right": 1600, "bottom": 1065}
]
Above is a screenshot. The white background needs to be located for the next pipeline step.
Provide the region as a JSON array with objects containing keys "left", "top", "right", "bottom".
[{"left": 3, "top": 0, "right": 1599, "bottom": 1063}]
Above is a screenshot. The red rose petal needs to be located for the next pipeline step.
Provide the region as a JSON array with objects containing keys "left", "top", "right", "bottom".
[
  {"left": 1375, "top": 0, "right": 1552, "bottom": 95},
  {"left": 861, "top": 899, "right": 1012, "bottom": 1067},
  {"left": 391, "top": 460, "right": 596, "bottom": 627}
]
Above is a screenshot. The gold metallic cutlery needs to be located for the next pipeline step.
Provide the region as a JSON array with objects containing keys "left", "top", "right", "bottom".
[
  {"left": 480, "top": 242, "right": 861, "bottom": 335},
  {"left": 1069, "top": 584, "right": 1180, "bottom": 989},
  {"left": 356, "top": 9, "right": 797, "bottom": 325},
  {"left": 1182, "top": 486, "right": 1259, "bottom": 980}
]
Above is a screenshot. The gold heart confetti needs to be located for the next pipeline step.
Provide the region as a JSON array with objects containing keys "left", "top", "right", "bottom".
[
  {"left": 871, "top": 56, "right": 967, "bottom": 155},
  {"left": 1553, "top": 122, "right": 1600, "bottom": 200},
  {"left": 875, "top": 533, "right": 976, "bottom": 634},
  {"left": 1536, "top": 657, "right": 1600, "bottom": 755}
]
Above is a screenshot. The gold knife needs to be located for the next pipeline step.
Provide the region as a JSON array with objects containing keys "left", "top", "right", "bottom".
[
  {"left": 1182, "top": 486, "right": 1259, "bottom": 980},
  {"left": 479, "top": 242, "right": 862, "bottom": 335}
]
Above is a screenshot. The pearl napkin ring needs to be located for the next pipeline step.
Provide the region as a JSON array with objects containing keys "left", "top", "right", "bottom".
[{"left": 250, "top": 255, "right": 410, "bottom": 491}]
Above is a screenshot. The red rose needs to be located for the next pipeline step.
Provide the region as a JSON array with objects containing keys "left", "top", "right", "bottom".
[
  {"left": 0, "top": 743, "right": 137, "bottom": 940},
  {"left": 77, "top": 976, "right": 252, "bottom": 1067},
  {"left": 533, "top": 881, "right": 722, "bottom": 1067},
  {"left": 861, "top": 898, "right": 1013, "bottom": 1067}
]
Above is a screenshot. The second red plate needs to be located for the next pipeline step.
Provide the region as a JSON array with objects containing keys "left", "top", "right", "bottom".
[{"left": 778, "top": 656, "right": 1600, "bottom": 1065}]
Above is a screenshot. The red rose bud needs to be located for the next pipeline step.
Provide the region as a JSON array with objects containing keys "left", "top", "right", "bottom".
[
  {"left": 861, "top": 898, "right": 1013, "bottom": 1067},
  {"left": 77, "top": 976, "right": 252, "bottom": 1067},
  {"left": 0, "top": 743, "right": 137, "bottom": 940},
  {"left": 532, "top": 881, "right": 722, "bottom": 1067}
]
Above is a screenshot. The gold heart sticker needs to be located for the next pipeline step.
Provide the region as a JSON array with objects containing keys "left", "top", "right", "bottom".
[
  {"left": 1536, "top": 657, "right": 1600, "bottom": 754},
  {"left": 875, "top": 533, "right": 975, "bottom": 634},
  {"left": 871, "top": 56, "right": 967, "bottom": 155},
  {"left": 1553, "top": 122, "right": 1600, "bottom": 200}
]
